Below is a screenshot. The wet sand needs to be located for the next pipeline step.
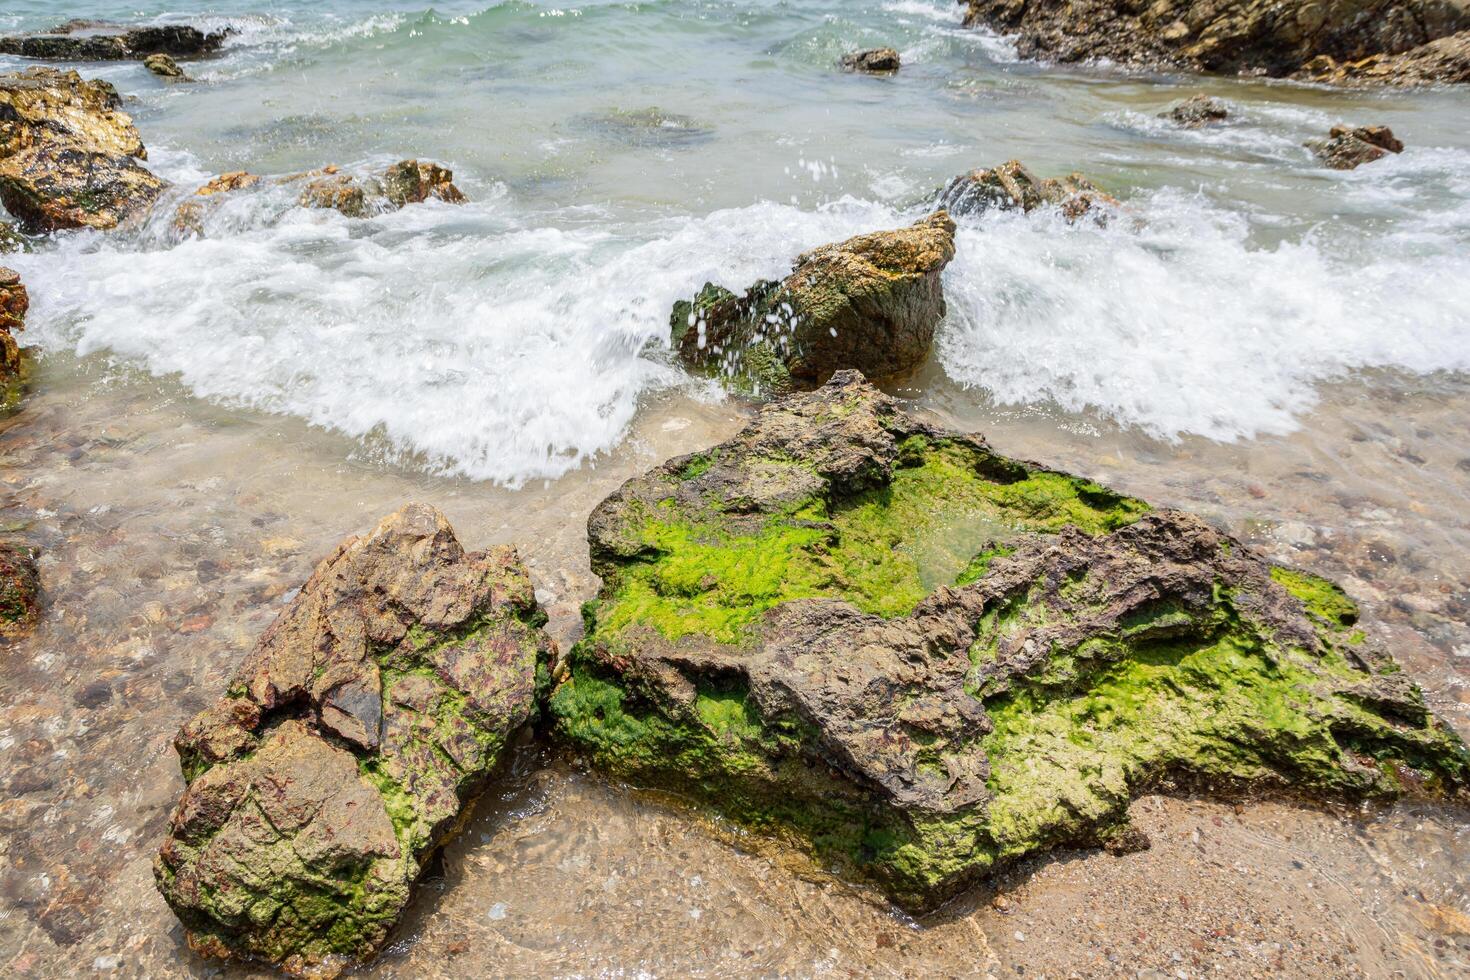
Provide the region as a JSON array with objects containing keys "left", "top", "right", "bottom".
[{"left": 2, "top": 350, "right": 1468, "bottom": 978}]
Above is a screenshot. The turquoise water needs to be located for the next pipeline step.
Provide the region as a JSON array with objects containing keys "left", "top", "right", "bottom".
[{"left": 4, "top": 1, "right": 1470, "bottom": 484}]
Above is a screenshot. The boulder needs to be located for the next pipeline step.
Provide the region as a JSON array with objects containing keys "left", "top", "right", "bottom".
[
  {"left": 1300, "top": 29, "right": 1470, "bottom": 84},
  {"left": 842, "top": 47, "right": 902, "bottom": 73},
  {"left": 0, "top": 24, "right": 226, "bottom": 62},
  {"left": 155, "top": 505, "right": 554, "bottom": 974},
  {"left": 961, "top": 0, "right": 1470, "bottom": 84},
  {"left": 670, "top": 211, "right": 955, "bottom": 394},
  {"left": 296, "top": 160, "right": 467, "bottom": 218},
  {"left": 0, "top": 67, "right": 166, "bottom": 231},
  {"left": 0, "top": 266, "right": 27, "bottom": 411},
  {"left": 381, "top": 159, "right": 468, "bottom": 208},
  {"left": 1308, "top": 124, "right": 1404, "bottom": 169},
  {"left": 550, "top": 371, "right": 1470, "bottom": 910},
  {"left": 936, "top": 160, "right": 1114, "bottom": 221},
  {"left": 0, "top": 540, "right": 40, "bottom": 638},
  {"left": 1162, "top": 94, "right": 1229, "bottom": 127},
  {"left": 143, "top": 53, "right": 187, "bottom": 79}
]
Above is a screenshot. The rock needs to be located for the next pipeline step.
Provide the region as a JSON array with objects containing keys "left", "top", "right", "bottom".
[
  {"left": 961, "top": 0, "right": 1470, "bottom": 83},
  {"left": 842, "top": 47, "right": 902, "bottom": 73},
  {"left": 0, "top": 24, "right": 226, "bottom": 62},
  {"left": 197, "top": 171, "right": 261, "bottom": 197},
  {"left": 143, "top": 54, "right": 187, "bottom": 79},
  {"left": 0, "top": 266, "right": 27, "bottom": 411},
  {"left": 0, "top": 222, "right": 25, "bottom": 253},
  {"left": 550, "top": 371, "right": 1470, "bottom": 911},
  {"left": 381, "top": 160, "right": 467, "bottom": 208},
  {"left": 155, "top": 504, "right": 554, "bottom": 973},
  {"left": 0, "top": 540, "right": 40, "bottom": 638},
  {"left": 0, "top": 67, "right": 166, "bottom": 231},
  {"left": 296, "top": 160, "right": 467, "bottom": 218},
  {"left": 1307, "top": 124, "right": 1404, "bottom": 169},
  {"left": 1302, "top": 29, "right": 1470, "bottom": 85},
  {"left": 670, "top": 211, "right": 955, "bottom": 394},
  {"left": 1162, "top": 94, "right": 1229, "bottom": 127},
  {"left": 936, "top": 160, "right": 1115, "bottom": 221}
]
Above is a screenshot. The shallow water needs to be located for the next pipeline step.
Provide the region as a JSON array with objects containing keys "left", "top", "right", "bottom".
[{"left": 1, "top": 0, "right": 1469, "bottom": 976}]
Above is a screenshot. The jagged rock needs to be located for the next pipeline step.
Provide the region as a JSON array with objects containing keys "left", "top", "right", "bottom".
[
  {"left": 1301, "top": 29, "right": 1470, "bottom": 84},
  {"left": 842, "top": 47, "right": 902, "bottom": 73},
  {"left": 0, "top": 67, "right": 166, "bottom": 231},
  {"left": 144, "top": 54, "right": 187, "bottom": 79},
  {"left": 155, "top": 505, "right": 554, "bottom": 974},
  {"left": 0, "top": 266, "right": 27, "bottom": 411},
  {"left": 936, "top": 160, "right": 1115, "bottom": 221},
  {"left": 0, "top": 540, "right": 40, "bottom": 638},
  {"left": 0, "top": 24, "right": 226, "bottom": 62},
  {"left": 962, "top": 0, "right": 1470, "bottom": 83},
  {"left": 297, "top": 160, "right": 467, "bottom": 218},
  {"left": 670, "top": 211, "right": 955, "bottom": 394},
  {"left": 550, "top": 371, "right": 1470, "bottom": 910},
  {"left": 0, "top": 222, "right": 24, "bottom": 253},
  {"left": 1308, "top": 124, "right": 1404, "bottom": 169},
  {"left": 1162, "top": 94, "right": 1229, "bottom": 127},
  {"left": 381, "top": 159, "right": 467, "bottom": 208}
]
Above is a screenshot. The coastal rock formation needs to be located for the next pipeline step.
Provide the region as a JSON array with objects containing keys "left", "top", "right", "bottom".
[
  {"left": 961, "top": 0, "right": 1470, "bottom": 83},
  {"left": 842, "top": 47, "right": 902, "bottom": 72},
  {"left": 1302, "top": 29, "right": 1470, "bottom": 84},
  {"left": 0, "top": 24, "right": 226, "bottom": 62},
  {"left": 1162, "top": 94, "right": 1229, "bottom": 127},
  {"left": 0, "top": 67, "right": 166, "bottom": 231},
  {"left": 551, "top": 371, "right": 1470, "bottom": 910},
  {"left": 1308, "top": 124, "right": 1404, "bottom": 169},
  {"left": 155, "top": 505, "right": 554, "bottom": 974},
  {"left": 297, "top": 160, "right": 467, "bottom": 218},
  {"left": 936, "top": 160, "right": 1115, "bottom": 221},
  {"left": 670, "top": 211, "right": 955, "bottom": 394},
  {"left": 1, "top": 266, "right": 28, "bottom": 411},
  {"left": 143, "top": 54, "right": 187, "bottom": 79},
  {"left": 0, "top": 541, "right": 40, "bottom": 638}
]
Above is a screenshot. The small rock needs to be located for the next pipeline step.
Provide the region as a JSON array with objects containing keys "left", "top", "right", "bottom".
[
  {"left": 1103, "top": 825, "right": 1153, "bottom": 855},
  {"left": 841, "top": 47, "right": 901, "bottom": 73},
  {"left": 142, "top": 53, "right": 186, "bottom": 79},
  {"left": 0, "top": 540, "right": 41, "bottom": 638},
  {"left": 1307, "top": 125, "right": 1404, "bottom": 170},
  {"left": 1162, "top": 94, "right": 1228, "bottom": 128},
  {"left": 936, "top": 159, "right": 1115, "bottom": 222}
]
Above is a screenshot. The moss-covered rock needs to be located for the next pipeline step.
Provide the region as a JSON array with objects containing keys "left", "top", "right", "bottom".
[
  {"left": 1, "top": 266, "right": 28, "bottom": 413},
  {"left": 550, "top": 371, "right": 1470, "bottom": 910},
  {"left": 155, "top": 505, "right": 554, "bottom": 975},
  {"left": 143, "top": 53, "right": 187, "bottom": 80},
  {"left": 0, "top": 540, "right": 40, "bottom": 639},
  {"left": 936, "top": 160, "right": 1115, "bottom": 222},
  {"left": 670, "top": 211, "right": 955, "bottom": 395}
]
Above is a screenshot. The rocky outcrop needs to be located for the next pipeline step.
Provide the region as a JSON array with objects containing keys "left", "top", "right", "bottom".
[
  {"left": 295, "top": 161, "right": 466, "bottom": 218},
  {"left": 0, "top": 541, "right": 39, "bottom": 638},
  {"left": 144, "top": 54, "right": 187, "bottom": 79},
  {"left": 0, "top": 68, "right": 166, "bottom": 231},
  {"left": 550, "top": 371, "right": 1470, "bottom": 910},
  {"left": 962, "top": 0, "right": 1470, "bottom": 83},
  {"left": 1301, "top": 29, "right": 1470, "bottom": 84},
  {"left": 1162, "top": 93, "right": 1229, "bottom": 127},
  {"left": 0, "top": 24, "right": 226, "bottom": 62},
  {"left": 670, "top": 212, "right": 955, "bottom": 394},
  {"left": 936, "top": 160, "right": 1115, "bottom": 221},
  {"left": 1308, "top": 124, "right": 1404, "bottom": 169},
  {"left": 1, "top": 266, "right": 28, "bottom": 411},
  {"left": 842, "top": 47, "right": 902, "bottom": 72},
  {"left": 155, "top": 505, "right": 554, "bottom": 974}
]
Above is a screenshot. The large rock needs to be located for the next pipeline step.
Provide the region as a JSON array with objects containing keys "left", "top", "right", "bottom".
[
  {"left": 1308, "top": 124, "right": 1405, "bottom": 169},
  {"left": 1302, "top": 28, "right": 1470, "bottom": 84},
  {"left": 0, "top": 540, "right": 40, "bottom": 638},
  {"left": 550, "top": 371, "right": 1470, "bottom": 910},
  {"left": 155, "top": 505, "right": 554, "bottom": 974},
  {"left": 0, "top": 24, "right": 226, "bottom": 62},
  {"left": 0, "top": 67, "right": 166, "bottom": 231},
  {"left": 670, "top": 211, "right": 955, "bottom": 394},
  {"left": 962, "top": 0, "right": 1470, "bottom": 83},
  {"left": 935, "top": 160, "right": 1114, "bottom": 220},
  {"left": 0, "top": 266, "right": 27, "bottom": 411}
]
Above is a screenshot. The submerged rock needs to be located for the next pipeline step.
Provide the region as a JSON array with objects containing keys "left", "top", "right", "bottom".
[
  {"left": 0, "top": 67, "right": 166, "bottom": 231},
  {"left": 0, "top": 266, "right": 28, "bottom": 411},
  {"left": 155, "top": 504, "right": 554, "bottom": 974},
  {"left": 0, "top": 24, "right": 226, "bottom": 62},
  {"left": 936, "top": 160, "right": 1114, "bottom": 221},
  {"left": 670, "top": 211, "right": 955, "bottom": 394},
  {"left": 550, "top": 371, "right": 1470, "bottom": 910},
  {"left": 842, "top": 47, "right": 902, "bottom": 73},
  {"left": 1308, "top": 124, "right": 1404, "bottom": 169},
  {"left": 0, "top": 540, "right": 40, "bottom": 638},
  {"left": 1162, "top": 94, "right": 1229, "bottom": 127},
  {"left": 143, "top": 53, "right": 187, "bottom": 79},
  {"left": 961, "top": 0, "right": 1470, "bottom": 84}
]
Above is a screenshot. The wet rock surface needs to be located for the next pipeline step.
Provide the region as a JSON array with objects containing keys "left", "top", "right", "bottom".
[
  {"left": 1308, "top": 124, "right": 1406, "bottom": 169},
  {"left": 0, "top": 24, "right": 226, "bottom": 62},
  {"left": 842, "top": 47, "right": 902, "bottom": 72},
  {"left": 551, "top": 371, "right": 1470, "bottom": 909},
  {"left": 1302, "top": 28, "right": 1470, "bottom": 84},
  {"left": 936, "top": 159, "right": 1115, "bottom": 220},
  {"left": 670, "top": 211, "right": 955, "bottom": 394},
  {"left": 1162, "top": 93, "right": 1229, "bottom": 127},
  {"left": 154, "top": 504, "right": 553, "bottom": 974},
  {"left": 0, "top": 539, "right": 40, "bottom": 639},
  {"left": 962, "top": 0, "right": 1470, "bottom": 83},
  {"left": 0, "top": 266, "right": 27, "bottom": 411},
  {"left": 142, "top": 54, "right": 186, "bottom": 79},
  {"left": 0, "top": 67, "right": 166, "bottom": 231}
]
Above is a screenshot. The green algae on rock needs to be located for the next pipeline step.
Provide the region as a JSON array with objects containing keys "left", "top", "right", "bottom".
[
  {"left": 670, "top": 211, "right": 955, "bottom": 395},
  {"left": 550, "top": 371, "right": 1470, "bottom": 910},
  {"left": 155, "top": 504, "right": 554, "bottom": 975},
  {"left": 0, "top": 540, "right": 40, "bottom": 639},
  {"left": 0, "top": 266, "right": 28, "bottom": 413}
]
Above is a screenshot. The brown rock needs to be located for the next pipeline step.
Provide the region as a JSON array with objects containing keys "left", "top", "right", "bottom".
[
  {"left": 842, "top": 47, "right": 902, "bottom": 73},
  {"left": 0, "top": 266, "right": 27, "bottom": 409},
  {"left": 143, "top": 53, "right": 187, "bottom": 79},
  {"left": 1308, "top": 124, "right": 1405, "bottom": 169},
  {"left": 936, "top": 160, "right": 1115, "bottom": 221},
  {"left": 0, "top": 540, "right": 40, "bottom": 638},
  {"left": 1162, "top": 94, "right": 1229, "bottom": 127}
]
